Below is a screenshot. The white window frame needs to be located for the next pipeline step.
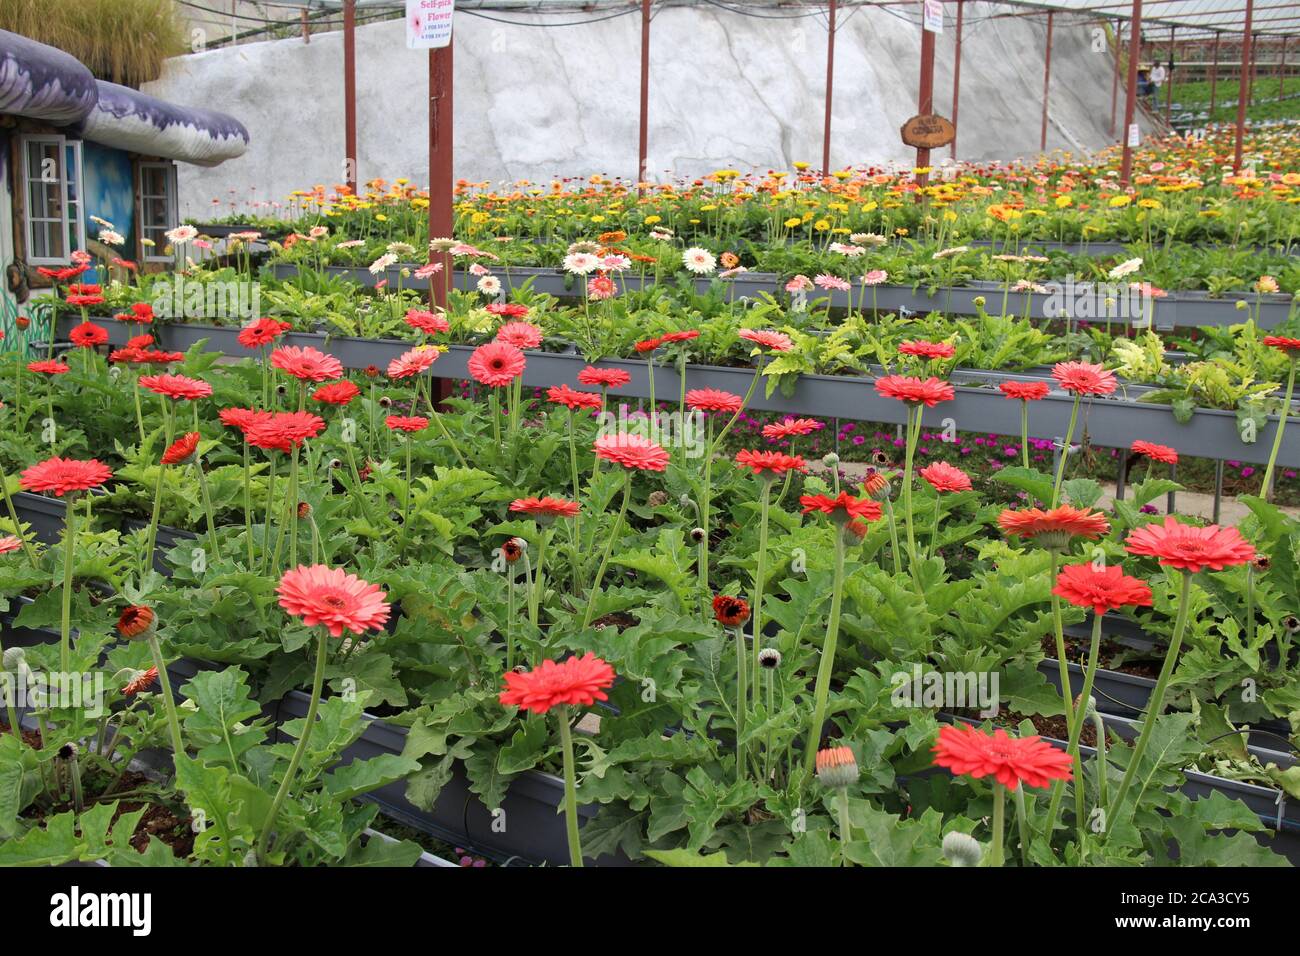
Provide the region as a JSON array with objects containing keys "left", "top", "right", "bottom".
[
  {"left": 137, "top": 161, "right": 178, "bottom": 263},
  {"left": 20, "top": 134, "right": 86, "bottom": 266}
]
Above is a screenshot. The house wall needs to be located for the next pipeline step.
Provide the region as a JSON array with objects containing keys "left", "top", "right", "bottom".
[{"left": 143, "top": 5, "right": 1157, "bottom": 221}]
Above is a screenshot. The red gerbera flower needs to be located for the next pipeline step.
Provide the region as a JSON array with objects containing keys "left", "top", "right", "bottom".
[
  {"left": 1052, "top": 563, "right": 1154, "bottom": 615},
  {"left": 238, "top": 317, "right": 291, "bottom": 349},
  {"left": 932, "top": 723, "right": 1073, "bottom": 790},
  {"left": 161, "top": 432, "right": 201, "bottom": 465},
  {"left": 137, "top": 350, "right": 185, "bottom": 364},
  {"left": 634, "top": 337, "right": 664, "bottom": 353},
  {"left": 138, "top": 373, "right": 212, "bottom": 401},
  {"left": 244, "top": 411, "right": 326, "bottom": 452},
  {"left": 762, "top": 417, "right": 824, "bottom": 440},
  {"left": 270, "top": 345, "right": 343, "bottom": 382},
  {"left": 593, "top": 433, "right": 670, "bottom": 471},
  {"left": 219, "top": 406, "right": 274, "bottom": 433},
  {"left": 1124, "top": 516, "right": 1256, "bottom": 573},
  {"left": 734, "top": 449, "right": 808, "bottom": 476},
  {"left": 277, "top": 564, "right": 391, "bottom": 638},
  {"left": 547, "top": 384, "right": 602, "bottom": 410},
  {"left": 800, "top": 492, "right": 883, "bottom": 522},
  {"left": 495, "top": 321, "right": 543, "bottom": 350},
  {"left": 468, "top": 340, "right": 526, "bottom": 387},
  {"left": 509, "top": 496, "right": 581, "bottom": 518},
  {"left": 69, "top": 322, "right": 108, "bottom": 348},
  {"left": 385, "top": 415, "right": 429, "bottom": 433},
  {"left": 919, "top": 461, "right": 972, "bottom": 493},
  {"left": 498, "top": 653, "right": 616, "bottom": 714},
  {"left": 1263, "top": 335, "right": 1300, "bottom": 357},
  {"left": 109, "top": 348, "right": 143, "bottom": 364},
  {"left": 405, "top": 308, "right": 450, "bottom": 336},
  {"left": 1131, "top": 439, "right": 1178, "bottom": 465},
  {"left": 577, "top": 366, "right": 631, "bottom": 389},
  {"left": 126, "top": 334, "right": 154, "bottom": 350},
  {"left": 661, "top": 330, "right": 700, "bottom": 344},
  {"left": 1052, "top": 361, "right": 1117, "bottom": 396},
  {"left": 874, "top": 375, "right": 955, "bottom": 407},
  {"left": 387, "top": 346, "right": 439, "bottom": 379},
  {"left": 484, "top": 303, "right": 531, "bottom": 319},
  {"left": 898, "top": 339, "right": 956, "bottom": 360},
  {"left": 129, "top": 302, "right": 154, "bottom": 323},
  {"left": 312, "top": 380, "right": 361, "bottom": 405},
  {"left": 686, "top": 388, "right": 744, "bottom": 413},
  {"left": 20, "top": 457, "right": 113, "bottom": 496},
  {"left": 27, "top": 360, "right": 70, "bottom": 375},
  {"left": 999, "top": 380, "right": 1051, "bottom": 401},
  {"left": 738, "top": 328, "right": 793, "bottom": 352},
  {"left": 122, "top": 666, "right": 159, "bottom": 696},
  {"left": 998, "top": 505, "right": 1111, "bottom": 545},
  {"left": 712, "top": 594, "right": 750, "bottom": 627}
]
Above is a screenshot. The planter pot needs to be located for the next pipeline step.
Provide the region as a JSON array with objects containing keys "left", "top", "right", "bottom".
[
  {"left": 360, "top": 827, "right": 457, "bottom": 868},
  {"left": 54, "top": 316, "right": 1300, "bottom": 468},
  {"left": 273, "top": 689, "right": 632, "bottom": 867},
  {"left": 11, "top": 492, "right": 67, "bottom": 545},
  {"left": 121, "top": 518, "right": 200, "bottom": 576}
]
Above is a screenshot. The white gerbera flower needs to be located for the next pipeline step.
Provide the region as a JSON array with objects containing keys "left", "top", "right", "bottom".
[
  {"left": 563, "top": 252, "right": 600, "bottom": 275},
  {"left": 477, "top": 275, "right": 502, "bottom": 296},
  {"left": 682, "top": 247, "right": 716, "bottom": 275},
  {"left": 368, "top": 253, "right": 398, "bottom": 274},
  {"left": 1108, "top": 257, "right": 1143, "bottom": 280},
  {"left": 166, "top": 225, "right": 199, "bottom": 244}
]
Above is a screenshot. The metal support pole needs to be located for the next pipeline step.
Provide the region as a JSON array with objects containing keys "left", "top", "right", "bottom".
[
  {"left": 1040, "top": 12, "right": 1054, "bottom": 152},
  {"left": 951, "top": 0, "right": 965, "bottom": 159},
  {"left": 1248, "top": 31, "right": 1259, "bottom": 105},
  {"left": 823, "top": 0, "right": 837, "bottom": 177},
  {"left": 429, "top": 40, "right": 455, "bottom": 403},
  {"left": 1110, "top": 19, "right": 1122, "bottom": 137},
  {"left": 637, "top": 0, "right": 651, "bottom": 185},
  {"left": 916, "top": 14, "right": 937, "bottom": 195},
  {"left": 1280, "top": 36, "right": 1288, "bottom": 98},
  {"left": 344, "top": 0, "right": 357, "bottom": 195},
  {"left": 1234, "top": 0, "right": 1254, "bottom": 173},
  {"left": 301, "top": 7, "right": 310, "bottom": 43},
  {"left": 1209, "top": 32, "right": 1220, "bottom": 113},
  {"left": 1120, "top": 0, "right": 1143, "bottom": 186}
]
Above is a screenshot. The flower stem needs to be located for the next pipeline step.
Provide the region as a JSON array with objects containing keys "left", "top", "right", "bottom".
[
  {"left": 1109, "top": 571, "right": 1193, "bottom": 829},
  {"left": 582, "top": 472, "right": 630, "bottom": 628},
  {"left": 1260, "top": 358, "right": 1296, "bottom": 502},
  {"left": 557, "top": 707, "right": 584, "bottom": 867},
  {"left": 836, "top": 788, "right": 852, "bottom": 864},
  {"left": 1044, "top": 610, "right": 1103, "bottom": 842},
  {"left": 257, "top": 626, "right": 328, "bottom": 864},
  {"left": 804, "top": 523, "right": 846, "bottom": 774},
  {"left": 58, "top": 498, "right": 77, "bottom": 674},
  {"left": 146, "top": 633, "right": 185, "bottom": 759},
  {"left": 1051, "top": 395, "right": 1081, "bottom": 507},
  {"left": 195, "top": 458, "right": 221, "bottom": 567},
  {"left": 1013, "top": 782, "right": 1031, "bottom": 865},
  {"left": 734, "top": 624, "right": 747, "bottom": 784},
  {"left": 988, "top": 783, "right": 1006, "bottom": 867},
  {"left": 1020, "top": 400, "right": 1030, "bottom": 470},
  {"left": 749, "top": 477, "right": 773, "bottom": 697}
]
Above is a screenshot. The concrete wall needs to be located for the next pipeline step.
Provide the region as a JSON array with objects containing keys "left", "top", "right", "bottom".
[{"left": 145, "top": 5, "right": 1154, "bottom": 220}]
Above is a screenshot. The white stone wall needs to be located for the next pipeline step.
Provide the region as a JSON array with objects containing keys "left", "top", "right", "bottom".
[{"left": 145, "top": 5, "right": 1153, "bottom": 220}]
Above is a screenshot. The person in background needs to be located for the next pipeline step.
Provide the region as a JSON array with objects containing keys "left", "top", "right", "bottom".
[
  {"left": 1138, "top": 65, "right": 1154, "bottom": 100},
  {"left": 1150, "top": 61, "right": 1167, "bottom": 91}
]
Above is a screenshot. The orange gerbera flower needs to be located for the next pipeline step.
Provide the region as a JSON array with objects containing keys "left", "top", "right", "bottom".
[
  {"left": 712, "top": 594, "right": 750, "bottom": 627},
  {"left": 685, "top": 388, "right": 744, "bottom": 413},
  {"left": 161, "top": 432, "right": 201, "bottom": 465},
  {"left": 1131, "top": 439, "right": 1178, "bottom": 465},
  {"left": 593, "top": 433, "right": 670, "bottom": 471},
  {"left": 116, "top": 605, "right": 155, "bottom": 640},
  {"left": 919, "top": 461, "right": 972, "bottom": 493},
  {"left": 20, "top": 457, "right": 113, "bottom": 497},
  {"left": 510, "top": 496, "right": 580, "bottom": 518},
  {"left": 734, "top": 449, "right": 808, "bottom": 476},
  {"left": 998, "top": 505, "right": 1110, "bottom": 549},
  {"left": 874, "top": 375, "right": 955, "bottom": 407},
  {"left": 1051, "top": 361, "right": 1116, "bottom": 396}
]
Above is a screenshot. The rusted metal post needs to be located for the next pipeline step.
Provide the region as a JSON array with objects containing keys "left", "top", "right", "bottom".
[
  {"left": 1280, "top": 36, "right": 1288, "bottom": 97},
  {"left": 823, "top": 0, "right": 837, "bottom": 177},
  {"left": 1248, "top": 31, "right": 1259, "bottom": 105},
  {"left": 429, "top": 40, "right": 455, "bottom": 403},
  {"left": 916, "top": 10, "right": 936, "bottom": 195},
  {"left": 951, "top": 0, "right": 964, "bottom": 159},
  {"left": 301, "top": 7, "right": 310, "bottom": 43},
  {"left": 1120, "top": 0, "right": 1142, "bottom": 187},
  {"left": 638, "top": 0, "right": 651, "bottom": 185},
  {"left": 1234, "top": 0, "right": 1253, "bottom": 172},
  {"left": 344, "top": 0, "right": 357, "bottom": 195},
  {"left": 1041, "top": 12, "right": 1054, "bottom": 151}
]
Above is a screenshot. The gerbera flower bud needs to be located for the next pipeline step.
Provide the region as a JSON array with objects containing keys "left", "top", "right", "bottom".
[
  {"left": 276, "top": 383, "right": 288, "bottom": 396},
  {"left": 972, "top": 296, "right": 986, "bottom": 308},
  {"left": 329, "top": 458, "right": 343, "bottom": 469},
  {"left": 690, "top": 527, "right": 706, "bottom": 543},
  {"left": 646, "top": 490, "right": 670, "bottom": 507},
  {"left": 501, "top": 538, "right": 523, "bottom": 563},
  {"left": 815, "top": 745, "right": 859, "bottom": 789},
  {"left": 116, "top": 605, "right": 156, "bottom": 640},
  {"left": 758, "top": 648, "right": 782, "bottom": 669},
  {"left": 712, "top": 594, "right": 750, "bottom": 627},
  {"left": 379, "top": 396, "right": 392, "bottom": 408},
  {"left": 1284, "top": 615, "right": 1300, "bottom": 634},
  {"left": 1253, "top": 554, "right": 1271, "bottom": 572},
  {"left": 58, "top": 743, "right": 77, "bottom": 760},
  {"left": 941, "top": 830, "right": 984, "bottom": 867},
  {"left": 861, "top": 471, "right": 892, "bottom": 501},
  {"left": 822, "top": 453, "right": 840, "bottom": 467},
  {"left": 1075, "top": 693, "right": 1097, "bottom": 719},
  {"left": 298, "top": 502, "right": 311, "bottom": 519}
]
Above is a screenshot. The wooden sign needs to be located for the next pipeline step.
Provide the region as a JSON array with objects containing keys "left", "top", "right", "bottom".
[{"left": 900, "top": 114, "right": 956, "bottom": 149}]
